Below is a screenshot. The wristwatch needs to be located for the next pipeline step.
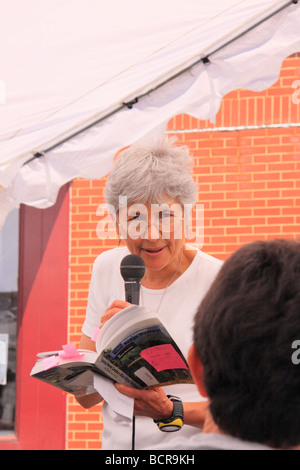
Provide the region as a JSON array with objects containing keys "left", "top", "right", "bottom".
[{"left": 154, "top": 395, "right": 184, "bottom": 432}]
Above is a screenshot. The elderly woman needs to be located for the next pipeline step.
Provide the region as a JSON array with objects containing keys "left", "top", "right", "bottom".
[{"left": 78, "top": 137, "right": 222, "bottom": 450}]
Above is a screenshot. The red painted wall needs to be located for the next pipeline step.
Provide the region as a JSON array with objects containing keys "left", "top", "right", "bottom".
[{"left": 0, "top": 185, "right": 69, "bottom": 449}]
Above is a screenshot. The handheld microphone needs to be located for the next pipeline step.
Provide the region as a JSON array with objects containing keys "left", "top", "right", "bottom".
[
  {"left": 120, "top": 254, "right": 145, "bottom": 304},
  {"left": 120, "top": 254, "right": 145, "bottom": 451}
]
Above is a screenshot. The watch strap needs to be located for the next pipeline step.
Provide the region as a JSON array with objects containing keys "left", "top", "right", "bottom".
[{"left": 154, "top": 395, "right": 184, "bottom": 432}]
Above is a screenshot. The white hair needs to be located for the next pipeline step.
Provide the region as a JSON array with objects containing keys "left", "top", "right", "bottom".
[{"left": 105, "top": 136, "right": 198, "bottom": 214}]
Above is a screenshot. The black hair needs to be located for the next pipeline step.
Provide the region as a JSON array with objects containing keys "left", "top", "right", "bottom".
[{"left": 194, "top": 239, "right": 300, "bottom": 448}]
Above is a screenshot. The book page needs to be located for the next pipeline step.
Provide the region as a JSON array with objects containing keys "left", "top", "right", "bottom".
[
  {"left": 93, "top": 373, "right": 134, "bottom": 419},
  {"left": 95, "top": 307, "right": 193, "bottom": 389},
  {"left": 96, "top": 305, "right": 159, "bottom": 352}
]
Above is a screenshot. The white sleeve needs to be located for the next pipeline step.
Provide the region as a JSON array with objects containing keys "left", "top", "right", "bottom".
[{"left": 81, "top": 257, "right": 106, "bottom": 338}]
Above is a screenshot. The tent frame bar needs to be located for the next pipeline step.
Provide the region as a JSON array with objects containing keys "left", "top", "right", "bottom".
[
  {"left": 26, "top": 0, "right": 298, "bottom": 166},
  {"left": 167, "top": 121, "right": 300, "bottom": 134}
]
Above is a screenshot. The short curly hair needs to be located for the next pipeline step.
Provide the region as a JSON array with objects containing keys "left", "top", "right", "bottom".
[{"left": 105, "top": 136, "right": 197, "bottom": 212}]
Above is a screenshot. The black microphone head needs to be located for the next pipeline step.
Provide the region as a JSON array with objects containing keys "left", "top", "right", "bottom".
[{"left": 120, "top": 254, "right": 145, "bottom": 281}]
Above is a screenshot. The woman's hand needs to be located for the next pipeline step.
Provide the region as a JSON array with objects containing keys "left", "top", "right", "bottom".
[
  {"left": 114, "top": 383, "right": 209, "bottom": 427},
  {"left": 100, "top": 299, "right": 132, "bottom": 327},
  {"left": 114, "top": 384, "right": 173, "bottom": 420}
]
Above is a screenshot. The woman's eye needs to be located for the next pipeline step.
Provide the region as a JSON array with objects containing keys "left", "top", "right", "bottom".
[
  {"left": 160, "top": 211, "right": 173, "bottom": 219},
  {"left": 128, "top": 214, "right": 146, "bottom": 222}
]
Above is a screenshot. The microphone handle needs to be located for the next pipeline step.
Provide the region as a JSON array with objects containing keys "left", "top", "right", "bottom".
[{"left": 124, "top": 280, "right": 141, "bottom": 305}]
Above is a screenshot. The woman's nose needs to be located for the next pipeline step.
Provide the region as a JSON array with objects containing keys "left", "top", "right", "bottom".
[{"left": 146, "top": 222, "right": 161, "bottom": 240}]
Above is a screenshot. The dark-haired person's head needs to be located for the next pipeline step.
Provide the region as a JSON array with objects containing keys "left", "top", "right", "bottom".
[{"left": 189, "top": 239, "right": 300, "bottom": 450}]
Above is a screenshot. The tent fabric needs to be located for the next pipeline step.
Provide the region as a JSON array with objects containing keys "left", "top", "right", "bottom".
[{"left": 1, "top": 0, "right": 300, "bottom": 228}]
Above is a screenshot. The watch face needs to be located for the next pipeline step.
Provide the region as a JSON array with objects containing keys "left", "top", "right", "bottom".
[{"left": 161, "top": 424, "right": 181, "bottom": 432}]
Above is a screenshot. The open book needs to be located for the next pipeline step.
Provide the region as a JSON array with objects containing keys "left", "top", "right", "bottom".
[{"left": 30, "top": 305, "right": 193, "bottom": 397}]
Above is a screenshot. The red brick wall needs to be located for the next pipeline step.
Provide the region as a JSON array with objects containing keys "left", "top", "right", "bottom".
[{"left": 67, "top": 55, "right": 300, "bottom": 449}]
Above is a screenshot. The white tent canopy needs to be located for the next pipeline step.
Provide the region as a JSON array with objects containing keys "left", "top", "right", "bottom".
[{"left": 1, "top": 0, "right": 300, "bottom": 228}]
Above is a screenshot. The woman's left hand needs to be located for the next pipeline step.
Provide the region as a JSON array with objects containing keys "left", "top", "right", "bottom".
[
  {"left": 114, "top": 383, "right": 173, "bottom": 420},
  {"left": 100, "top": 299, "right": 131, "bottom": 328}
]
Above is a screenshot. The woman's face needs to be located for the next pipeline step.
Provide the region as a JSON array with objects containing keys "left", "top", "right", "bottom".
[{"left": 118, "top": 195, "right": 185, "bottom": 274}]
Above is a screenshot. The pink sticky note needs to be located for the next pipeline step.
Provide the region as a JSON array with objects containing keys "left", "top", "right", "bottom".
[
  {"left": 58, "top": 344, "right": 83, "bottom": 360},
  {"left": 91, "top": 327, "right": 100, "bottom": 342},
  {"left": 43, "top": 355, "right": 59, "bottom": 370},
  {"left": 140, "top": 344, "right": 188, "bottom": 372}
]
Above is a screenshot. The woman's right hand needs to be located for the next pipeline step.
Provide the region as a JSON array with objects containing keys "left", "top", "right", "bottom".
[{"left": 100, "top": 299, "right": 131, "bottom": 328}]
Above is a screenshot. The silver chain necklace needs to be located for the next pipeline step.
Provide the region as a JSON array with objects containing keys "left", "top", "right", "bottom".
[{"left": 140, "top": 247, "right": 183, "bottom": 312}]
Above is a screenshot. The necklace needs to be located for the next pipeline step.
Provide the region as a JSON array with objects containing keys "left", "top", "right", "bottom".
[{"left": 140, "top": 247, "right": 183, "bottom": 312}]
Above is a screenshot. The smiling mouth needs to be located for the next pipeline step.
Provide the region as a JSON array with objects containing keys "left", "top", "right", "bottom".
[{"left": 143, "top": 246, "right": 166, "bottom": 254}]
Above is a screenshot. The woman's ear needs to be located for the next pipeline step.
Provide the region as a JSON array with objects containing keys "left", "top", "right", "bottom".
[
  {"left": 111, "top": 212, "right": 121, "bottom": 246},
  {"left": 115, "top": 227, "right": 121, "bottom": 246},
  {"left": 188, "top": 344, "right": 208, "bottom": 398}
]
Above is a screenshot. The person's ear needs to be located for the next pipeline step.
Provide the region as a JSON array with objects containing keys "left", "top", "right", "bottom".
[
  {"left": 112, "top": 212, "right": 121, "bottom": 246},
  {"left": 188, "top": 344, "right": 208, "bottom": 398}
]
